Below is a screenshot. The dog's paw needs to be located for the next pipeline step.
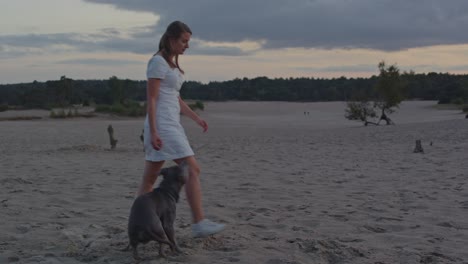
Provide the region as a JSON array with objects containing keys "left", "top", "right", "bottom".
[
  {"left": 173, "top": 246, "right": 186, "bottom": 255},
  {"left": 120, "top": 244, "right": 131, "bottom": 252},
  {"left": 176, "top": 250, "right": 188, "bottom": 256}
]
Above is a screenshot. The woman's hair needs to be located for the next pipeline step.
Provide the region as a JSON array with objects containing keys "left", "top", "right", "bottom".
[{"left": 158, "top": 21, "right": 192, "bottom": 73}]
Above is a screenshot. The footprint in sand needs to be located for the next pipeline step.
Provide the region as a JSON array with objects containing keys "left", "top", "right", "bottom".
[
  {"left": 328, "top": 214, "right": 349, "bottom": 222},
  {"left": 420, "top": 252, "right": 460, "bottom": 264},
  {"left": 298, "top": 239, "right": 366, "bottom": 263},
  {"left": 256, "top": 231, "right": 278, "bottom": 241},
  {"left": 225, "top": 257, "right": 241, "bottom": 262},
  {"left": 362, "top": 225, "right": 386, "bottom": 233},
  {"left": 265, "top": 259, "right": 302, "bottom": 264},
  {"left": 375, "top": 216, "right": 403, "bottom": 223},
  {"left": 201, "top": 236, "right": 247, "bottom": 253},
  {"left": 7, "top": 256, "right": 20, "bottom": 262},
  {"left": 0, "top": 177, "right": 33, "bottom": 185},
  {"left": 254, "top": 207, "right": 275, "bottom": 216},
  {"left": 16, "top": 224, "right": 31, "bottom": 234},
  {"left": 337, "top": 237, "right": 364, "bottom": 243},
  {"left": 248, "top": 223, "right": 267, "bottom": 229},
  {"left": 426, "top": 236, "right": 444, "bottom": 244},
  {"left": 459, "top": 200, "right": 468, "bottom": 209},
  {"left": 236, "top": 211, "right": 256, "bottom": 221}
]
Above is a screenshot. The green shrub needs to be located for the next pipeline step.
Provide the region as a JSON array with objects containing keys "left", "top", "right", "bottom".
[
  {"left": 462, "top": 105, "right": 468, "bottom": 113},
  {"left": 110, "top": 104, "right": 126, "bottom": 115},
  {"left": 0, "top": 104, "right": 8, "bottom": 112},
  {"left": 195, "top": 101, "right": 204, "bottom": 110},
  {"left": 0, "top": 116, "right": 42, "bottom": 121},
  {"left": 95, "top": 104, "right": 111, "bottom": 112},
  {"left": 95, "top": 102, "right": 146, "bottom": 116},
  {"left": 451, "top": 98, "right": 465, "bottom": 105},
  {"left": 50, "top": 107, "right": 95, "bottom": 119},
  {"left": 189, "top": 100, "right": 205, "bottom": 111},
  {"left": 58, "top": 108, "right": 66, "bottom": 118},
  {"left": 50, "top": 110, "right": 66, "bottom": 118}
]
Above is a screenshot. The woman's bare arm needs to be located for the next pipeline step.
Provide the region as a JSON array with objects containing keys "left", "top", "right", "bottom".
[{"left": 179, "top": 97, "right": 208, "bottom": 132}]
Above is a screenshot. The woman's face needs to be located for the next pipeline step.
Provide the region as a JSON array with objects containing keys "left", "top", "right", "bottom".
[{"left": 171, "top": 32, "right": 191, "bottom": 55}]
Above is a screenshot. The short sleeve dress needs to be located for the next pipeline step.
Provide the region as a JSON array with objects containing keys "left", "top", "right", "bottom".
[{"left": 143, "top": 55, "right": 194, "bottom": 161}]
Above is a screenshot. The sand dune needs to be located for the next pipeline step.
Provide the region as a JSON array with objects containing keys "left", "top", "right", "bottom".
[{"left": 1, "top": 101, "right": 467, "bottom": 263}]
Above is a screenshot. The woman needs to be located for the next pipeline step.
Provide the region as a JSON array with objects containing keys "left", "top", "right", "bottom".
[{"left": 138, "top": 21, "right": 224, "bottom": 238}]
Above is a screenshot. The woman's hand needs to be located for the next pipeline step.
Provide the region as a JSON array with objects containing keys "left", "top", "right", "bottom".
[
  {"left": 178, "top": 97, "right": 208, "bottom": 133},
  {"left": 196, "top": 118, "right": 208, "bottom": 132},
  {"left": 151, "top": 132, "right": 163, "bottom": 150}
]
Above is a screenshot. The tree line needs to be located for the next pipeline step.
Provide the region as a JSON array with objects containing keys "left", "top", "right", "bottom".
[
  {"left": 181, "top": 72, "right": 468, "bottom": 104},
  {"left": 1, "top": 71, "right": 467, "bottom": 110},
  {"left": 0, "top": 76, "right": 146, "bottom": 109}
]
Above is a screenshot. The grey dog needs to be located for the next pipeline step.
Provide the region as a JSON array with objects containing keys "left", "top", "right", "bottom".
[{"left": 127, "top": 162, "right": 187, "bottom": 260}]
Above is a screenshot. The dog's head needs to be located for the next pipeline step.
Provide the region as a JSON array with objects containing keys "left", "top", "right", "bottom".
[{"left": 160, "top": 161, "right": 188, "bottom": 186}]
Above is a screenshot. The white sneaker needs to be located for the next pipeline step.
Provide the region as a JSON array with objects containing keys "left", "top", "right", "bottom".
[{"left": 192, "top": 219, "right": 225, "bottom": 238}]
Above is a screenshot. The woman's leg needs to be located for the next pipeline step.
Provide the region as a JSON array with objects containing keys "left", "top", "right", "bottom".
[
  {"left": 174, "top": 156, "right": 204, "bottom": 223},
  {"left": 136, "top": 160, "right": 165, "bottom": 197},
  {"left": 174, "top": 156, "right": 225, "bottom": 237}
]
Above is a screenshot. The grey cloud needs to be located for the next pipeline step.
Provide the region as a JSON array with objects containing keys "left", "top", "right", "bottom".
[
  {"left": 84, "top": 0, "right": 468, "bottom": 51},
  {"left": 2, "top": 33, "right": 77, "bottom": 48},
  {"left": 190, "top": 46, "right": 250, "bottom": 56},
  {"left": 4, "top": 0, "right": 468, "bottom": 60},
  {"left": 0, "top": 29, "right": 246, "bottom": 58},
  {"left": 0, "top": 34, "right": 71, "bottom": 59},
  {"left": 0, "top": 50, "right": 41, "bottom": 59},
  {"left": 57, "top": 58, "right": 141, "bottom": 66},
  {"left": 299, "top": 63, "right": 468, "bottom": 74},
  {"left": 188, "top": 40, "right": 252, "bottom": 56},
  {"left": 447, "top": 65, "right": 468, "bottom": 71},
  {"left": 297, "top": 64, "right": 377, "bottom": 72},
  {"left": 408, "top": 64, "right": 468, "bottom": 72}
]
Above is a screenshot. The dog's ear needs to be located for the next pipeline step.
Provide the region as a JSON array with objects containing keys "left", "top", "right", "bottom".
[{"left": 160, "top": 168, "right": 168, "bottom": 178}]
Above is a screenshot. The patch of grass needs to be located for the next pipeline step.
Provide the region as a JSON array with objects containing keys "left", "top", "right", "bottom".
[
  {"left": 50, "top": 108, "right": 96, "bottom": 119},
  {"left": 462, "top": 105, "right": 468, "bottom": 113},
  {"left": 95, "top": 101, "right": 146, "bottom": 117},
  {"left": 0, "top": 116, "right": 42, "bottom": 121},
  {"left": 432, "top": 103, "right": 468, "bottom": 113},
  {"left": 0, "top": 104, "right": 8, "bottom": 112},
  {"left": 188, "top": 100, "right": 205, "bottom": 111}
]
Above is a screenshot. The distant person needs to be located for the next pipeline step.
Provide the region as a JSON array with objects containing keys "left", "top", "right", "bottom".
[{"left": 137, "top": 21, "right": 224, "bottom": 238}]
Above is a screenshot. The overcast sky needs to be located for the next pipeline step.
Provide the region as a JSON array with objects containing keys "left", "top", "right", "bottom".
[{"left": 2, "top": 0, "right": 468, "bottom": 84}]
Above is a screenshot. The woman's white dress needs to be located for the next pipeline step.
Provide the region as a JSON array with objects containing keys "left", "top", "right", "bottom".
[{"left": 144, "top": 55, "right": 194, "bottom": 161}]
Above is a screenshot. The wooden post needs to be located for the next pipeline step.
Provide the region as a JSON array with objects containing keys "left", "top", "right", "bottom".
[
  {"left": 140, "top": 129, "right": 144, "bottom": 152},
  {"left": 107, "top": 124, "right": 118, "bottom": 149},
  {"left": 413, "top": 139, "right": 424, "bottom": 153}
]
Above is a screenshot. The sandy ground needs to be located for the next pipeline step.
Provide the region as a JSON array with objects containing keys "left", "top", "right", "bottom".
[{"left": 0, "top": 101, "right": 467, "bottom": 264}]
